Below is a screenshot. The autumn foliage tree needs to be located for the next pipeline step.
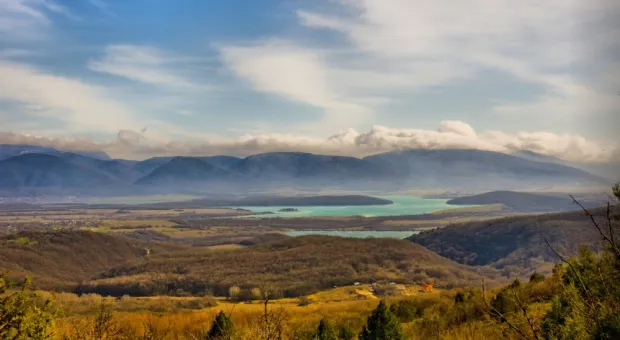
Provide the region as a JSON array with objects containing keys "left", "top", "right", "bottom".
[{"left": 0, "top": 274, "right": 56, "bottom": 340}]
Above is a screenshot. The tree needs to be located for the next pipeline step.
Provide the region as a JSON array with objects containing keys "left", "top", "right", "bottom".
[
  {"left": 540, "top": 190, "right": 620, "bottom": 339},
  {"left": 338, "top": 325, "right": 356, "bottom": 340},
  {"left": 529, "top": 272, "right": 546, "bottom": 284},
  {"left": 0, "top": 274, "right": 56, "bottom": 340},
  {"left": 314, "top": 318, "right": 337, "bottom": 340},
  {"left": 359, "top": 301, "right": 403, "bottom": 340},
  {"left": 207, "top": 311, "right": 235, "bottom": 340}
]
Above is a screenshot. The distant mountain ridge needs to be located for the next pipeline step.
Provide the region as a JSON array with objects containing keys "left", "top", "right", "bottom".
[
  {"left": 0, "top": 144, "right": 110, "bottom": 161},
  {"left": 0, "top": 145, "right": 611, "bottom": 194},
  {"left": 135, "top": 157, "right": 241, "bottom": 185}
]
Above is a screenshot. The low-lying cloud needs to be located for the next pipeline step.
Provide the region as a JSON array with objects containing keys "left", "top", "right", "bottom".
[{"left": 0, "top": 121, "right": 616, "bottom": 164}]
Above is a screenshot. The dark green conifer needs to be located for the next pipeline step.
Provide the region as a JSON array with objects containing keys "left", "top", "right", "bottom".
[{"left": 359, "top": 301, "right": 403, "bottom": 340}]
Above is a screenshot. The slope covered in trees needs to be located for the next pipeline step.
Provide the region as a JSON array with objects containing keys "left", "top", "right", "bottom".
[
  {"left": 0, "top": 230, "right": 179, "bottom": 290},
  {"left": 78, "top": 235, "right": 500, "bottom": 297},
  {"left": 409, "top": 206, "right": 617, "bottom": 276}
]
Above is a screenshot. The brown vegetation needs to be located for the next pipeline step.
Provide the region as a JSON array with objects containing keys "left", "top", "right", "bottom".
[{"left": 410, "top": 208, "right": 617, "bottom": 277}]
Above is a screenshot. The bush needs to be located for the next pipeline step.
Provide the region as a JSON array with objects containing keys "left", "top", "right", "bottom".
[
  {"left": 207, "top": 311, "right": 235, "bottom": 340},
  {"left": 529, "top": 271, "right": 545, "bottom": 284},
  {"left": 389, "top": 299, "right": 424, "bottom": 322},
  {"left": 0, "top": 274, "right": 56, "bottom": 339},
  {"left": 297, "top": 296, "right": 311, "bottom": 307}
]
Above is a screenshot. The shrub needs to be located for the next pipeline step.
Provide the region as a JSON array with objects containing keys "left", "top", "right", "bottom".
[
  {"left": 529, "top": 271, "right": 545, "bottom": 284},
  {"left": 0, "top": 274, "right": 56, "bottom": 339},
  {"left": 389, "top": 299, "right": 423, "bottom": 322},
  {"left": 314, "top": 318, "right": 338, "bottom": 340},
  {"left": 207, "top": 311, "right": 235, "bottom": 340},
  {"left": 297, "top": 296, "right": 311, "bottom": 307}
]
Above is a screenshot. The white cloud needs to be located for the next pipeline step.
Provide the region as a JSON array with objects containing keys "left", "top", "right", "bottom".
[
  {"left": 220, "top": 41, "right": 374, "bottom": 130},
  {"left": 88, "top": 45, "right": 211, "bottom": 91},
  {"left": 220, "top": 0, "right": 620, "bottom": 129},
  {"left": 0, "top": 0, "right": 76, "bottom": 41},
  {"left": 0, "top": 60, "right": 141, "bottom": 133},
  {"left": 1, "top": 120, "right": 616, "bottom": 164}
]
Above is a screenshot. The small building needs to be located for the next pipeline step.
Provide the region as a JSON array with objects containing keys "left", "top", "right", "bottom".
[
  {"left": 422, "top": 284, "right": 433, "bottom": 292},
  {"left": 354, "top": 282, "right": 360, "bottom": 286}
]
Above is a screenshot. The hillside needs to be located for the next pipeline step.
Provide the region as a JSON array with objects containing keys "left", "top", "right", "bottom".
[
  {"left": 230, "top": 152, "right": 390, "bottom": 180},
  {"left": 133, "top": 155, "right": 240, "bottom": 175},
  {"left": 59, "top": 152, "right": 143, "bottom": 182},
  {"left": 409, "top": 207, "right": 617, "bottom": 276},
  {"left": 0, "top": 148, "right": 609, "bottom": 194},
  {"left": 446, "top": 190, "right": 579, "bottom": 212},
  {"left": 71, "top": 235, "right": 499, "bottom": 297},
  {"left": 133, "top": 156, "right": 175, "bottom": 174},
  {"left": 0, "top": 154, "right": 118, "bottom": 189},
  {"left": 363, "top": 149, "right": 607, "bottom": 189},
  {"left": 135, "top": 157, "right": 241, "bottom": 185},
  {"left": 0, "top": 230, "right": 179, "bottom": 289},
  {"left": 0, "top": 144, "right": 110, "bottom": 161}
]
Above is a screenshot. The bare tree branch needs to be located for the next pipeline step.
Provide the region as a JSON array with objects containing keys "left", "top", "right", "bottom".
[
  {"left": 481, "top": 279, "right": 534, "bottom": 340},
  {"left": 570, "top": 195, "right": 620, "bottom": 259},
  {"left": 544, "top": 238, "right": 595, "bottom": 310},
  {"left": 511, "top": 287, "right": 541, "bottom": 340}
]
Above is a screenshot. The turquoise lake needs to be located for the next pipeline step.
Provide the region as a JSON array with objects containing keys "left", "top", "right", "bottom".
[
  {"left": 283, "top": 230, "right": 419, "bottom": 239},
  {"left": 235, "top": 195, "right": 455, "bottom": 218}
]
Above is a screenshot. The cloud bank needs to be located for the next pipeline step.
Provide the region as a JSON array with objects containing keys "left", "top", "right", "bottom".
[
  {"left": 0, "top": 121, "right": 616, "bottom": 164},
  {"left": 219, "top": 0, "right": 620, "bottom": 130}
]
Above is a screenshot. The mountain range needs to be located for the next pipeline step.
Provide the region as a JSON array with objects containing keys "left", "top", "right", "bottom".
[{"left": 0, "top": 144, "right": 612, "bottom": 195}]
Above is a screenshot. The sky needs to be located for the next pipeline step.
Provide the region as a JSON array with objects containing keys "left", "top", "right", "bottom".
[{"left": 0, "top": 0, "right": 619, "bottom": 162}]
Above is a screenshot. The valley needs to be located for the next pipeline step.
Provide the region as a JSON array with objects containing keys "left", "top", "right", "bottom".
[{"left": 0, "top": 144, "right": 617, "bottom": 339}]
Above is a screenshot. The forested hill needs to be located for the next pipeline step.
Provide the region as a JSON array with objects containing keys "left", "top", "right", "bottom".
[
  {"left": 446, "top": 190, "right": 583, "bottom": 212},
  {"left": 409, "top": 207, "right": 618, "bottom": 277}
]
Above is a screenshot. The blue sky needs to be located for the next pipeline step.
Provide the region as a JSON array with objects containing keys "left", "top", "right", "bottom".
[{"left": 0, "top": 0, "right": 618, "bottom": 162}]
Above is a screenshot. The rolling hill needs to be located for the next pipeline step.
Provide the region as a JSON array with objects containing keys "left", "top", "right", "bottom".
[
  {"left": 0, "top": 230, "right": 501, "bottom": 296},
  {"left": 409, "top": 207, "right": 617, "bottom": 276},
  {"left": 446, "top": 190, "right": 579, "bottom": 212},
  {"left": 77, "top": 235, "right": 501, "bottom": 297},
  {"left": 0, "top": 153, "right": 118, "bottom": 189},
  {"left": 0, "top": 230, "right": 179, "bottom": 289}
]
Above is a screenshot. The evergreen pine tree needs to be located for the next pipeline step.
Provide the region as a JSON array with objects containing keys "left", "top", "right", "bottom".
[
  {"left": 315, "top": 318, "right": 338, "bottom": 340},
  {"left": 207, "top": 311, "right": 234, "bottom": 340},
  {"left": 359, "top": 301, "right": 403, "bottom": 340}
]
